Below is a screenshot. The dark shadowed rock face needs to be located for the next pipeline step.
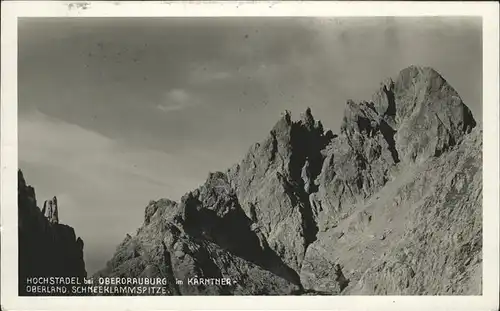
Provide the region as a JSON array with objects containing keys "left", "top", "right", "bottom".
[
  {"left": 96, "top": 66, "right": 481, "bottom": 295},
  {"left": 18, "top": 170, "right": 87, "bottom": 296}
]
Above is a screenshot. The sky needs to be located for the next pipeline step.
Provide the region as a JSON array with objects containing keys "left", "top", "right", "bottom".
[{"left": 18, "top": 17, "right": 482, "bottom": 275}]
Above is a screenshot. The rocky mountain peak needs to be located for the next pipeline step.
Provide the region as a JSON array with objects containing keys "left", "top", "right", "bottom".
[
  {"left": 391, "top": 66, "right": 476, "bottom": 162},
  {"left": 18, "top": 170, "right": 87, "bottom": 295},
  {"left": 299, "top": 107, "right": 315, "bottom": 129},
  {"left": 95, "top": 66, "right": 482, "bottom": 296},
  {"left": 341, "top": 65, "right": 477, "bottom": 164},
  {"left": 42, "top": 196, "right": 59, "bottom": 224}
]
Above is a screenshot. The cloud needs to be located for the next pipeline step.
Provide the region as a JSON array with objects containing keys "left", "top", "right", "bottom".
[
  {"left": 156, "top": 88, "right": 198, "bottom": 113},
  {"left": 167, "top": 89, "right": 190, "bottom": 103},
  {"left": 156, "top": 103, "right": 188, "bottom": 113}
]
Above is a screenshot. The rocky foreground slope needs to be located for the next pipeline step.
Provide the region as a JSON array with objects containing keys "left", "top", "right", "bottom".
[
  {"left": 18, "top": 170, "right": 87, "bottom": 295},
  {"left": 95, "top": 66, "right": 482, "bottom": 295}
]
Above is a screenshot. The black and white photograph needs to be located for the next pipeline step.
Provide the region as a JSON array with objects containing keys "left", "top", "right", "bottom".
[{"left": 1, "top": 1, "right": 499, "bottom": 311}]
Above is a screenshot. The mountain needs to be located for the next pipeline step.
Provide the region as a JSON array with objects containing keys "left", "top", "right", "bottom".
[
  {"left": 18, "top": 170, "right": 87, "bottom": 295},
  {"left": 94, "top": 65, "right": 482, "bottom": 295}
]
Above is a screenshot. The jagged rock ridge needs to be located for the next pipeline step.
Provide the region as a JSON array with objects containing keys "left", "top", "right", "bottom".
[
  {"left": 96, "top": 66, "right": 481, "bottom": 295},
  {"left": 18, "top": 170, "right": 87, "bottom": 295}
]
